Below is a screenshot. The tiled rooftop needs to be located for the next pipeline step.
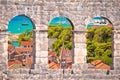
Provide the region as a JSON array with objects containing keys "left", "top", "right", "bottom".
[
  {"left": 15, "top": 47, "right": 32, "bottom": 52},
  {"left": 8, "top": 57, "right": 32, "bottom": 69},
  {"left": 21, "top": 41, "right": 33, "bottom": 46},
  {"left": 8, "top": 44, "right": 14, "bottom": 53},
  {"left": 49, "top": 52, "right": 57, "bottom": 56},
  {"left": 90, "top": 60, "right": 110, "bottom": 70},
  {"left": 49, "top": 62, "right": 59, "bottom": 69}
]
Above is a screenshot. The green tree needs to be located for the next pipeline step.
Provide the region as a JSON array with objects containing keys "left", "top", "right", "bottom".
[
  {"left": 48, "top": 25, "right": 72, "bottom": 55},
  {"left": 86, "top": 26, "right": 112, "bottom": 65},
  {"left": 17, "top": 29, "right": 33, "bottom": 45},
  {"left": 8, "top": 40, "right": 12, "bottom": 44}
]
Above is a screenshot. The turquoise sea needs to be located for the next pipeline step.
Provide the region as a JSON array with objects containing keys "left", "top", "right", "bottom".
[
  {"left": 8, "top": 15, "right": 34, "bottom": 34},
  {"left": 12, "top": 41, "right": 19, "bottom": 47}
]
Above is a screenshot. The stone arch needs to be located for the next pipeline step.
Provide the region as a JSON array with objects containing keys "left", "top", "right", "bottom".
[
  {"left": 49, "top": 10, "right": 75, "bottom": 29},
  {"left": 86, "top": 16, "right": 113, "bottom": 70},
  {"left": 7, "top": 14, "right": 36, "bottom": 29},
  {"left": 7, "top": 14, "right": 36, "bottom": 69},
  {"left": 48, "top": 16, "right": 74, "bottom": 69}
]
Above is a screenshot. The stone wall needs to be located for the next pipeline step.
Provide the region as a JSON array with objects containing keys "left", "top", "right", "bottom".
[{"left": 0, "top": 0, "right": 120, "bottom": 79}]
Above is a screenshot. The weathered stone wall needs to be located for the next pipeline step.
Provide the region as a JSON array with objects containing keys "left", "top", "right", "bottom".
[{"left": 0, "top": 0, "right": 120, "bottom": 79}]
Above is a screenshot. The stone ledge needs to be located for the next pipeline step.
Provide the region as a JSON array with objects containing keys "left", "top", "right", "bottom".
[{"left": 0, "top": 69, "right": 120, "bottom": 80}]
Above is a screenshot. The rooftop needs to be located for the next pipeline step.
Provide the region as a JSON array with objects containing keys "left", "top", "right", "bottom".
[
  {"left": 8, "top": 44, "right": 14, "bottom": 52},
  {"left": 90, "top": 60, "right": 110, "bottom": 70},
  {"left": 21, "top": 41, "right": 33, "bottom": 46},
  {"left": 49, "top": 62, "right": 59, "bottom": 69},
  {"left": 15, "top": 47, "right": 32, "bottom": 53}
]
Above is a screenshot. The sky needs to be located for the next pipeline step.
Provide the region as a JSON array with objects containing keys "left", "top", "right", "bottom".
[
  {"left": 87, "top": 16, "right": 108, "bottom": 28},
  {"left": 49, "top": 16, "right": 72, "bottom": 28},
  {"left": 8, "top": 15, "right": 34, "bottom": 34}
]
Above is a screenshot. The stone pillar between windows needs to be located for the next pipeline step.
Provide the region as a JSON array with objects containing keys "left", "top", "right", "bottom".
[
  {"left": 112, "top": 30, "right": 120, "bottom": 70},
  {"left": 34, "top": 29, "right": 48, "bottom": 70},
  {"left": 0, "top": 30, "right": 8, "bottom": 71},
  {"left": 72, "top": 30, "right": 87, "bottom": 70}
]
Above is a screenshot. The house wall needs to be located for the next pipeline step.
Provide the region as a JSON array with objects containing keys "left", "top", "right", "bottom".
[{"left": 0, "top": 0, "right": 120, "bottom": 79}]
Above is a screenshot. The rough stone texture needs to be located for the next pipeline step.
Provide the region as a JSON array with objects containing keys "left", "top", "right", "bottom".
[{"left": 0, "top": 0, "right": 120, "bottom": 79}]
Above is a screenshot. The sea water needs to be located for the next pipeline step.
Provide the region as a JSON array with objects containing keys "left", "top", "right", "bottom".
[{"left": 12, "top": 41, "right": 19, "bottom": 47}]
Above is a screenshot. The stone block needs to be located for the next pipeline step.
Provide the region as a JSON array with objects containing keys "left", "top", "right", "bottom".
[
  {"left": 36, "top": 51, "right": 48, "bottom": 57},
  {"left": 74, "top": 48, "right": 87, "bottom": 56},
  {"left": 114, "top": 43, "right": 120, "bottom": 50},
  {"left": 63, "top": 69, "right": 72, "bottom": 74},
  {"left": 39, "top": 58, "right": 48, "bottom": 64},
  {"left": 82, "top": 69, "right": 107, "bottom": 75},
  {"left": 109, "top": 70, "right": 120, "bottom": 75},
  {"left": 74, "top": 56, "right": 86, "bottom": 64},
  {"left": 40, "top": 51, "right": 48, "bottom": 57},
  {"left": 35, "top": 52, "right": 41, "bottom": 57},
  {"left": 35, "top": 63, "right": 48, "bottom": 70},
  {"left": 35, "top": 58, "right": 41, "bottom": 64},
  {"left": 72, "top": 69, "right": 82, "bottom": 74},
  {"left": 36, "top": 43, "right": 40, "bottom": 51},
  {"left": 1, "top": 0, "right": 7, "bottom": 5},
  {"left": 114, "top": 50, "right": 120, "bottom": 57},
  {"left": 74, "top": 33, "right": 86, "bottom": 43},
  {"left": 72, "top": 64, "right": 82, "bottom": 70},
  {"left": 0, "top": 0, "right": 120, "bottom": 80}
]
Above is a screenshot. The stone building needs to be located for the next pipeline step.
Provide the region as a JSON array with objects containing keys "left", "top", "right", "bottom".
[{"left": 0, "top": 0, "right": 120, "bottom": 80}]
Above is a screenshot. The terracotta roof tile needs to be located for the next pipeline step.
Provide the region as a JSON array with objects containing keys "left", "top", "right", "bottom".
[
  {"left": 26, "top": 57, "right": 32, "bottom": 64},
  {"left": 21, "top": 41, "right": 33, "bottom": 46},
  {"left": 49, "top": 52, "right": 57, "bottom": 56},
  {"left": 91, "top": 60, "right": 110, "bottom": 70},
  {"left": 95, "top": 62, "right": 110, "bottom": 70},
  {"left": 14, "top": 54, "right": 24, "bottom": 57},
  {"left": 15, "top": 47, "right": 32, "bottom": 52},
  {"left": 8, "top": 44, "right": 14, "bottom": 51},
  {"left": 91, "top": 60, "right": 102, "bottom": 66},
  {"left": 61, "top": 50, "right": 72, "bottom": 57},
  {"left": 49, "top": 62, "right": 59, "bottom": 69},
  {"left": 8, "top": 57, "right": 32, "bottom": 67},
  {"left": 8, "top": 60, "right": 15, "bottom": 66},
  {"left": 65, "top": 57, "right": 72, "bottom": 63}
]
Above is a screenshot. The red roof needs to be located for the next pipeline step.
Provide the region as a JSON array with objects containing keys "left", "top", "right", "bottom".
[
  {"left": 61, "top": 49, "right": 72, "bottom": 57},
  {"left": 8, "top": 44, "right": 14, "bottom": 52},
  {"left": 91, "top": 60, "right": 110, "bottom": 70},
  {"left": 59, "top": 43, "right": 72, "bottom": 57},
  {"left": 8, "top": 57, "right": 32, "bottom": 67},
  {"left": 21, "top": 41, "right": 33, "bottom": 46},
  {"left": 26, "top": 57, "right": 32, "bottom": 64},
  {"left": 49, "top": 62, "right": 59, "bottom": 69},
  {"left": 91, "top": 60, "right": 102, "bottom": 66},
  {"left": 92, "top": 26, "right": 97, "bottom": 28},
  {"left": 65, "top": 57, "right": 72, "bottom": 63},
  {"left": 8, "top": 60, "right": 15, "bottom": 66},
  {"left": 49, "top": 52, "right": 57, "bottom": 56},
  {"left": 14, "top": 54, "right": 24, "bottom": 57},
  {"left": 8, "top": 60, "right": 22, "bottom": 67},
  {"left": 15, "top": 47, "right": 32, "bottom": 53}
]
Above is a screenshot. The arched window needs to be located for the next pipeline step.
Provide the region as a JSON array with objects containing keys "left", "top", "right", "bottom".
[
  {"left": 86, "top": 16, "right": 112, "bottom": 70},
  {"left": 8, "top": 15, "right": 34, "bottom": 69},
  {"left": 48, "top": 16, "right": 74, "bottom": 69}
]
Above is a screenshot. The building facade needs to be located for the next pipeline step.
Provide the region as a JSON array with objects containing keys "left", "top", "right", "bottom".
[{"left": 0, "top": 0, "right": 120, "bottom": 79}]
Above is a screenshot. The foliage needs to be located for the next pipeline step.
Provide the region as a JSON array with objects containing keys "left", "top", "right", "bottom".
[
  {"left": 48, "top": 25, "right": 72, "bottom": 55},
  {"left": 17, "top": 29, "right": 33, "bottom": 45},
  {"left": 86, "top": 26, "right": 112, "bottom": 65},
  {"left": 8, "top": 40, "right": 12, "bottom": 44}
]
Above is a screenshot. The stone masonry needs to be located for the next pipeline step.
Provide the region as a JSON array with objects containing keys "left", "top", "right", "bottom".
[{"left": 0, "top": 0, "right": 120, "bottom": 80}]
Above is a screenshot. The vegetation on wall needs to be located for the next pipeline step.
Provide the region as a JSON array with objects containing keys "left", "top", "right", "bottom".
[
  {"left": 17, "top": 29, "right": 33, "bottom": 45},
  {"left": 48, "top": 25, "right": 72, "bottom": 56},
  {"left": 86, "top": 26, "right": 112, "bottom": 65}
]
